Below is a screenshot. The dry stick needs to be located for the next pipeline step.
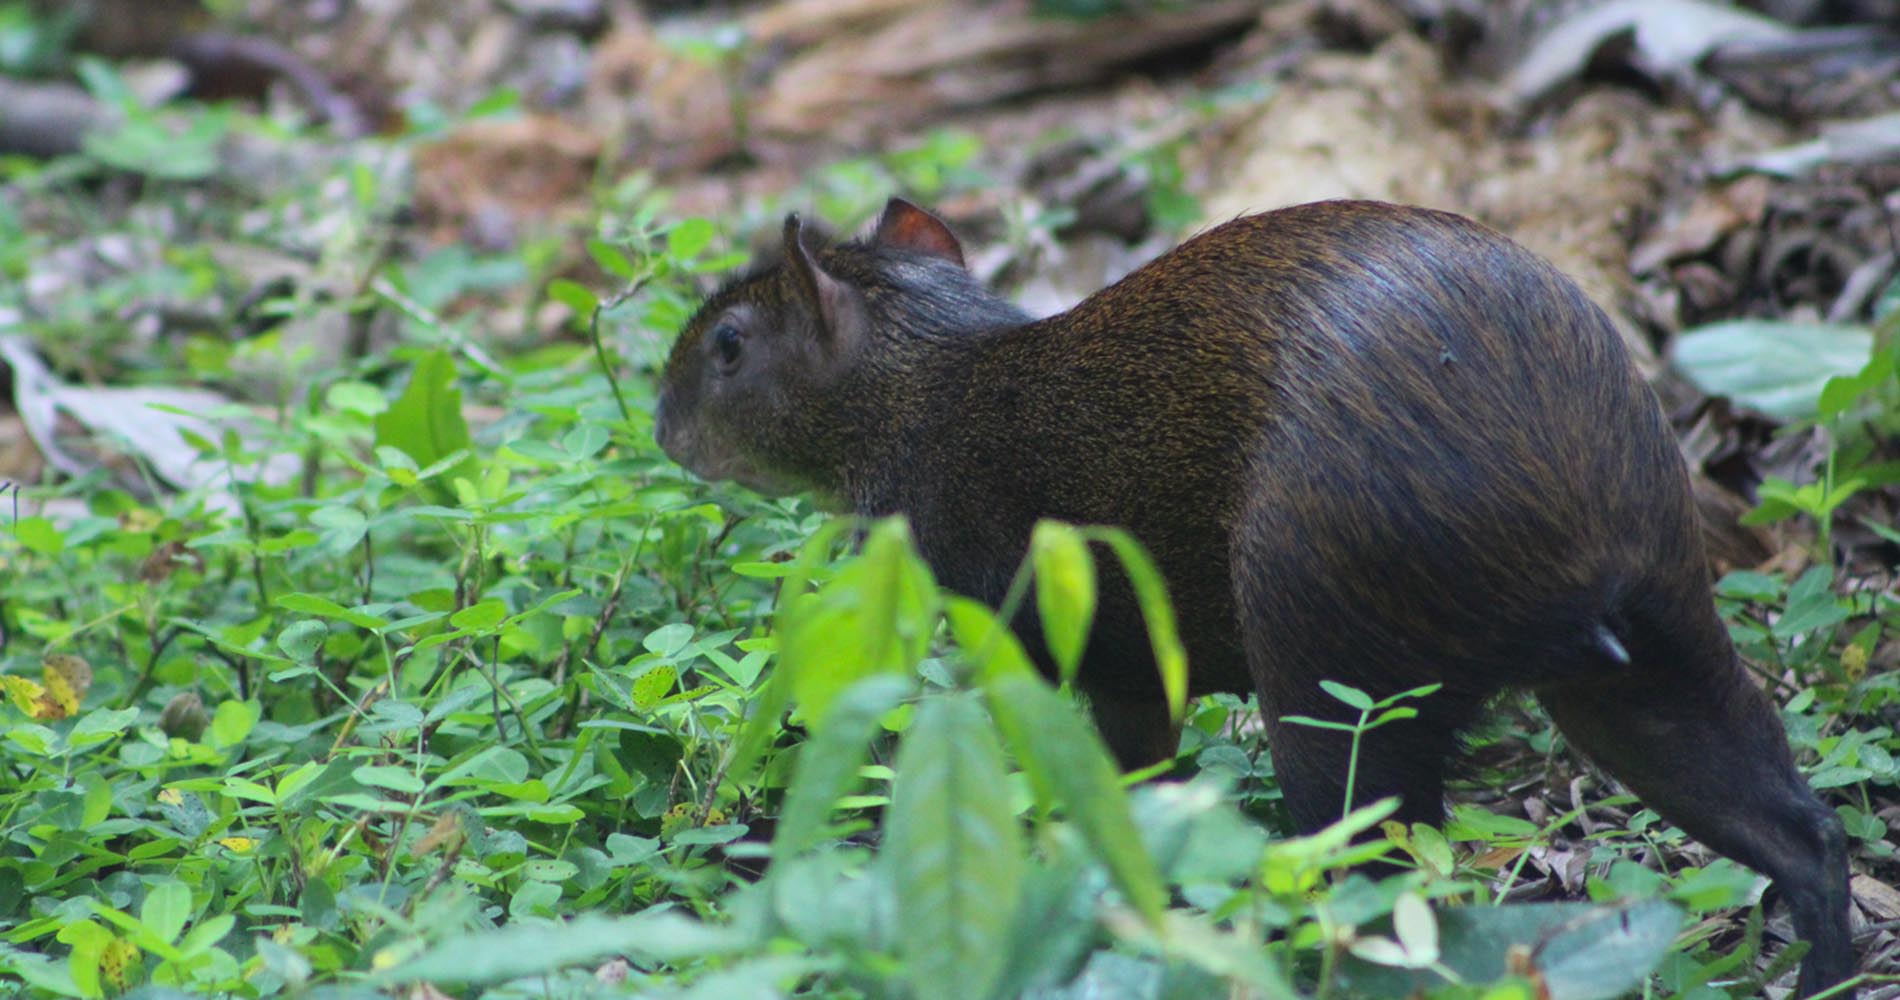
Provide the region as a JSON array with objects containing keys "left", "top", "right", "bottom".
[
  {"left": 548, "top": 565, "right": 630, "bottom": 741},
  {"left": 371, "top": 277, "right": 508, "bottom": 381},
  {"left": 589, "top": 280, "right": 649, "bottom": 428},
  {"left": 303, "top": 222, "right": 404, "bottom": 500}
]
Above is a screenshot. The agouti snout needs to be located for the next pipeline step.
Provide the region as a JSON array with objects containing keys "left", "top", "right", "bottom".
[{"left": 655, "top": 198, "right": 1854, "bottom": 996}]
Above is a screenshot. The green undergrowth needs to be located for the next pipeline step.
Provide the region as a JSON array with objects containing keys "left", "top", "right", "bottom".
[{"left": 0, "top": 55, "right": 1896, "bottom": 1000}]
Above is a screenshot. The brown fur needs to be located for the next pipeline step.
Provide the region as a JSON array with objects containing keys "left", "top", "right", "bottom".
[{"left": 655, "top": 199, "right": 1855, "bottom": 996}]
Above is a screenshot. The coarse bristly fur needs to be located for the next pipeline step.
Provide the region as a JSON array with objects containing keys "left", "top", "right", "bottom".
[{"left": 654, "top": 198, "right": 1856, "bottom": 997}]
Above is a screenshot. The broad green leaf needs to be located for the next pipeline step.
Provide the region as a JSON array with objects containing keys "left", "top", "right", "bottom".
[
  {"left": 1672, "top": 320, "right": 1872, "bottom": 421},
  {"left": 706, "top": 521, "right": 840, "bottom": 783},
  {"left": 586, "top": 238, "right": 637, "bottom": 279},
  {"left": 13, "top": 516, "right": 62, "bottom": 555},
  {"left": 1148, "top": 912, "right": 1300, "bottom": 998},
  {"left": 276, "top": 620, "right": 327, "bottom": 662},
  {"left": 521, "top": 860, "right": 580, "bottom": 883},
  {"left": 1031, "top": 520, "right": 1096, "bottom": 684},
  {"left": 1338, "top": 900, "right": 1682, "bottom": 1000},
  {"left": 1817, "top": 343, "right": 1895, "bottom": 419},
  {"left": 643, "top": 623, "right": 695, "bottom": 656},
  {"left": 375, "top": 912, "right": 757, "bottom": 984},
  {"left": 450, "top": 599, "right": 508, "bottom": 631},
  {"left": 140, "top": 882, "right": 192, "bottom": 945},
  {"left": 776, "top": 674, "right": 914, "bottom": 856},
  {"left": 353, "top": 765, "right": 425, "bottom": 794},
  {"left": 675, "top": 956, "right": 818, "bottom": 1000},
  {"left": 778, "top": 518, "right": 938, "bottom": 729},
  {"left": 275, "top": 592, "right": 389, "bottom": 630},
  {"left": 988, "top": 673, "right": 1166, "bottom": 922},
  {"left": 326, "top": 380, "right": 388, "bottom": 417},
  {"left": 630, "top": 665, "right": 678, "bottom": 709},
  {"left": 944, "top": 596, "right": 1036, "bottom": 680},
  {"left": 69, "top": 707, "right": 139, "bottom": 745},
  {"left": 177, "top": 913, "right": 234, "bottom": 958},
  {"left": 207, "top": 699, "right": 260, "bottom": 749},
  {"left": 547, "top": 278, "right": 599, "bottom": 320},
  {"left": 372, "top": 350, "right": 478, "bottom": 504},
  {"left": 311, "top": 504, "right": 369, "bottom": 555},
  {"left": 275, "top": 594, "right": 348, "bottom": 617},
  {"left": 1350, "top": 891, "right": 1439, "bottom": 968},
  {"left": 887, "top": 693, "right": 1023, "bottom": 1000},
  {"left": 668, "top": 218, "right": 716, "bottom": 260}
]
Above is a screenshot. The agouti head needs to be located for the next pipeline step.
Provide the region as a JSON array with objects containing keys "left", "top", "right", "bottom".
[{"left": 654, "top": 200, "right": 1027, "bottom": 503}]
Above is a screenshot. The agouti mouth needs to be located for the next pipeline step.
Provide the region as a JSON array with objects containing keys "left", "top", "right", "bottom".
[{"left": 658, "top": 435, "right": 796, "bottom": 498}]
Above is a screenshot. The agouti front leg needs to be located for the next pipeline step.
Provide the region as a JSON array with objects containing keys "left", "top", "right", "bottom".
[{"left": 1538, "top": 659, "right": 1854, "bottom": 998}]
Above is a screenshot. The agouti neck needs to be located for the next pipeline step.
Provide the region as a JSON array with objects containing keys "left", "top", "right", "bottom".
[{"left": 814, "top": 248, "right": 1035, "bottom": 510}]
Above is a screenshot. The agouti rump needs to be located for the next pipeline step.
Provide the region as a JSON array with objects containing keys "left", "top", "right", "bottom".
[{"left": 653, "top": 198, "right": 1855, "bottom": 996}]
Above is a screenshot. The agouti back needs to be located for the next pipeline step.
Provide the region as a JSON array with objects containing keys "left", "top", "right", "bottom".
[{"left": 654, "top": 198, "right": 1854, "bottom": 996}]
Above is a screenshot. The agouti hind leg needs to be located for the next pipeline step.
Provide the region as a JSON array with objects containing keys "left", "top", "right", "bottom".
[
  {"left": 1537, "top": 661, "right": 1854, "bottom": 998},
  {"left": 1265, "top": 694, "right": 1478, "bottom": 835},
  {"left": 1085, "top": 688, "right": 1182, "bottom": 771}
]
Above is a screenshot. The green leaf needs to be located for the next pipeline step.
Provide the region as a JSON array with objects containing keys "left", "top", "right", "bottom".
[
  {"left": 547, "top": 278, "right": 599, "bottom": 320},
  {"left": 778, "top": 518, "right": 939, "bottom": 730},
  {"left": 776, "top": 674, "right": 914, "bottom": 856},
  {"left": 1031, "top": 520, "right": 1096, "bottom": 684},
  {"left": 667, "top": 218, "right": 716, "bottom": 260},
  {"left": 450, "top": 599, "right": 509, "bottom": 631},
  {"left": 375, "top": 912, "right": 757, "bottom": 985},
  {"left": 1338, "top": 900, "right": 1681, "bottom": 1000},
  {"left": 140, "top": 882, "right": 192, "bottom": 945},
  {"left": 726, "top": 520, "right": 849, "bottom": 784},
  {"left": 311, "top": 505, "right": 368, "bottom": 555},
  {"left": 326, "top": 379, "right": 389, "bottom": 417},
  {"left": 643, "top": 623, "right": 695, "bottom": 656},
  {"left": 988, "top": 673, "right": 1167, "bottom": 922},
  {"left": 586, "top": 239, "right": 638, "bottom": 279},
  {"left": 353, "top": 765, "right": 425, "bottom": 794},
  {"left": 207, "top": 699, "right": 260, "bottom": 749},
  {"left": 630, "top": 665, "right": 678, "bottom": 709},
  {"left": 887, "top": 693, "right": 1024, "bottom": 1000},
  {"left": 1320, "top": 679, "right": 1375, "bottom": 711},
  {"left": 1092, "top": 529, "right": 1187, "bottom": 723},
  {"left": 177, "top": 913, "right": 235, "bottom": 958},
  {"left": 1672, "top": 320, "right": 1873, "bottom": 421},
  {"left": 69, "top": 707, "right": 139, "bottom": 745},
  {"left": 466, "top": 87, "right": 520, "bottom": 118},
  {"left": 82, "top": 103, "right": 228, "bottom": 180},
  {"left": 1148, "top": 911, "right": 1299, "bottom": 997},
  {"left": 12, "top": 516, "right": 63, "bottom": 555},
  {"left": 372, "top": 350, "right": 478, "bottom": 504},
  {"left": 1817, "top": 342, "right": 1895, "bottom": 419},
  {"left": 944, "top": 596, "right": 1037, "bottom": 679},
  {"left": 276, "top": 620, "right": 327, "bottom": 663},
  {"left": 275, "top": 593, "right": 347, "bottom": 616}
]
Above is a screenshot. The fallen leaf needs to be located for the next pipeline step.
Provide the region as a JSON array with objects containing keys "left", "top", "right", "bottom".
[{"left": 1507, "top": 0, "right": 1790, "bottom": 105}]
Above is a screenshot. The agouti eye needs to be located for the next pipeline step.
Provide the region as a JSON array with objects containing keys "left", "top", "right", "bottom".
[{"left": 711, "top": 323, "right": 743, "bottom": 374}]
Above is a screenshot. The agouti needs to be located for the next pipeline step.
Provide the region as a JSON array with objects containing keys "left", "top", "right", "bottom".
[{"left": 654, "top": 198, "right": 1854, "bottom": 996}]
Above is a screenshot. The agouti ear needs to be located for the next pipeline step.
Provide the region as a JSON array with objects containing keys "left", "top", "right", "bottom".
[
  {"left": 783, "top": 212, "right": 866, "bottom": 352},
  {"left": 873, "top": 198, "right": 966, "bottom": 268}
]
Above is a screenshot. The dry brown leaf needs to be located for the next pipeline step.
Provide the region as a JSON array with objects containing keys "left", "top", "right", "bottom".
[
  {"left": 1505, "top": 0, "right": 1791, "bottom": 106},
  {"left": 1850, "top": 873, "right": 1900, "bottom": 923},
  {"left": 754, "top": 0, "right": 1260, "bottom": 141},
  {"left": 1630, "top": 176, "right": 1773, "bottom": 275},
  {"left": 413, "top": 115, "right": 601, "bottom": 246}
]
